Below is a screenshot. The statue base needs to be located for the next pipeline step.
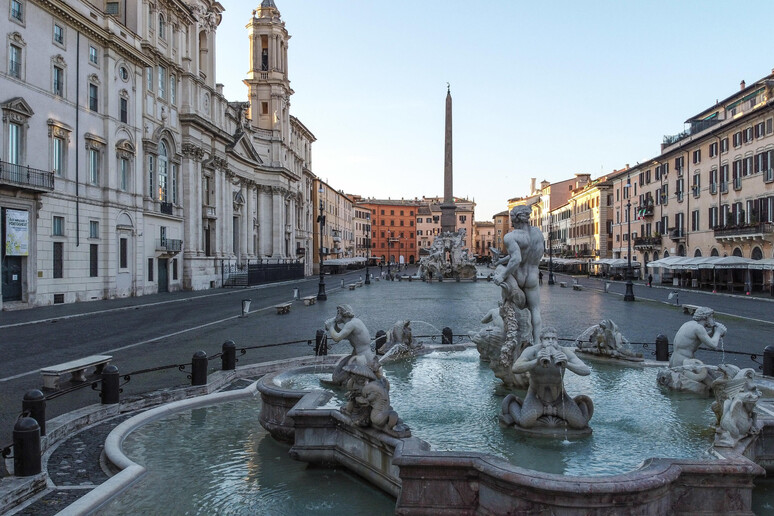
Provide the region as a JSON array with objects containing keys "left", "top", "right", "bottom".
[{"left": 499, "top": 416, "right": 593, "bottom": 438}]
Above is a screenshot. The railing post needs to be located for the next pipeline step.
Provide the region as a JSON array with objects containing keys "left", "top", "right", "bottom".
[
  {"left": 655, "top": 334, "right": 669, "bottom": 362},
  {"left": 13, "top": 417, "right": 41, "bottom": 476},
  {"left": 191, "top": 351, "right": 208, "bottom": 386},
  {"left": 222, "top": 340, "right": 236, "bottom": 371},
  {"left": 442, "top": 327, "right": 453, "bottom": 345},
  {"left": 22, "top": 390, "right": 46, "bottom": 437},
  {"left": 314, "top": 330, "right": 327, "bottom": 356},
  {"left": 101, "top": 365, "right": 120, "bottom": 404},
  {"left": 764, "top": 345, "right": 774, "bottom": 377}
]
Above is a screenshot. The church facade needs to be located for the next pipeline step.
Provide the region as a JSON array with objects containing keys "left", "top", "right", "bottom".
[{"left": 0, "top": 0, "right": 315, "bottom": 308}]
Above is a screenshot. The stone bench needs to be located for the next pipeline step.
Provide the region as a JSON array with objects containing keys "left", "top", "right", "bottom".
[
  {"left": 683, "top": 304, "right": 699, "bottom": 315},
  {"left": 301, "top": 296, "right": 317, "bottom": 306},
  {"left": 41, "top": 355, "right": 112, "bottom": 390},
  {"left": 274, "top": 302, "right": 292, "bottom": 314},
  {"left": 347, "top": 284, "right": 357, "bottom": 290},
  {"left": 572, "top": 284, "right": 583, "bottom": 291},
  {"left": 559, "top": 282, "right": 568, "bottom": 288}
]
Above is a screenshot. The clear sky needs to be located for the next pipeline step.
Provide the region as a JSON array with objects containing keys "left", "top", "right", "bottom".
[{"left": 215, "top": 0, "right": 774, "bottom": 220}]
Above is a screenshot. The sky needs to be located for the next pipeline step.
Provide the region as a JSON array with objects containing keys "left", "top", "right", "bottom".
[{"left": 215, "top": 0, "right": 774, "bottom": 220}]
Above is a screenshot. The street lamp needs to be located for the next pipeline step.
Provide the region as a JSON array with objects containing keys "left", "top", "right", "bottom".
[
  {"left": 317, "top": 186, "right": 327, "bottom": 301},
  {"left": 624, "top": 181, "right": 635, "bottom": 301},
  {"left": 364, "top": 216, "right": 371, "bottom": 285},
  {"left": 548, "top": 217, "right": 555, "bottom": 285}
]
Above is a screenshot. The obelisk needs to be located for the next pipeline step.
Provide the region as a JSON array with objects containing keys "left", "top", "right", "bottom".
[{"left": 440, "top": 84, "right": 457, "bottom": 234}]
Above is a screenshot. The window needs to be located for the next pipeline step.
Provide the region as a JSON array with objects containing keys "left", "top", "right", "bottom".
[
  {"left": 721, "top": 137, "right": 729, "bottom": 153},
  {"left": 709, "top": 206, "right": 719, "bottom": 228},
  {"left": 53, "top": 24, "right": 64, "bottom": 45},
  {"left": 53, "top": 136, "right": 64, "bottom": 176},
  {"left": 106, "top": 2, "right": 119, "bottom": 15},
  {"left": 755, "top": 122, "right": 765, "bottom": 139},
  {"left": 691, "top": 210, "right": 700, "bottom": 232},
  {"left": 172, "top": 259, "right": 178, "bottom": 280},
  {"left": 90, "top": 244, "right": 98, "bottom": 277},
  {"left": 10, "top": 0, "right": 22, "bottom": 22},
  {"left": 53, "top": 216, "right": 64, "bottom": 236},
  {"left": 89, "top": 220, "right": 99, "bottom": 238},
  {"left": 675, "top": 156, "right": 685, "bottom": 172},
  {"left": 720, "top": 164, "right": 729, "bottom": 192},
  {"left": 709, "top": 142, "right": 718, "bottom": 158},
  {"left": 8, "top": 122, "right": 21, "bottom": 165},
  {"left": 170, "top": 75, "right": 176, "bottom": 104},
  {"left": 88, "top": 148, "right": 99, "bottom": 184},
  {"left": 119, "top": 66, "right": 129, "bottom": 81},
  {"left": 733, "top": 132, "right": 742, "bottom": 147},
  {"left": 158, "top": 142, "right": 168, "bottom": 201},
  {"left": 9, "top": 44, "right": 21, "bottom": 78},
  {"left": 158, "top": 66, "right": 166, "bottom": 98},
  {"left": 744, "top": 127, "right": 753, "bottom": 143},
  {"left": 158, "top": 14, "right": 166, "bottom": 40},
  {"left": 743, "top": 156, "right": 753, "bottom": 177},
  {"left": 261, "top": 102, "right": 268, "bottom": 115},
  {"left": 146, "top": 66, "right": 153, "bottom": 91},
  {"left": 53, "top": 65, "right": 63, "bottom": 96},
  {"left": 119, "top": 157, "right": 129, "bottom": 190},
  {"left": 120, "top": 97, "right": 128, "bottom": 123},
  {"left": 53, "top": 242, "right": 63, "bottom": 278},
  {"left": 89, "top": 83, "right": 98, "bottom": 111},
  {"left": 148, "top": 258, "right": 154, "bottom": 281},
  {"left": 148, "top": 155, "right": 154, "bottom": 197},
  {"left": 692, "top": 149, "right": 700, "bottom": 165},
  {"left": 89, "top": 45, "right": 98, "bottom": 65},
  {"left": 171, "top": 163, "right": 178, "bottom": 204},
  {"left": 119, "top": 238, "right": 128, "bottom": 268},
  {"left": 692, "top": 173, "right": 700, "bottom": 197}
]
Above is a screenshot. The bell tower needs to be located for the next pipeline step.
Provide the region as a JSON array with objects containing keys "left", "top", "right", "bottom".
[{"left": 244, "top": 1, "right": 294, "bottom": 138}]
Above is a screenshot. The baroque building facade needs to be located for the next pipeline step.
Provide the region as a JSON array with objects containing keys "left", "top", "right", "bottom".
[{"left": 1, "top": 0, "right": 315, "bottom": 308}]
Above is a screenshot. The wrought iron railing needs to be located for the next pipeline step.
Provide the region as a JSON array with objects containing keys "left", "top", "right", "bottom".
[
  {"left": 713, "top": 222, "right": 774, "bottom": 238},
  {"left": 160, "top": 202, "right": 174, "bottom": 215},
  {"left": 0, "top": 160, "right": 55, "bottom": 191},
  {"left": 156, "top": 238, "right": 183, "bottom": 252}
]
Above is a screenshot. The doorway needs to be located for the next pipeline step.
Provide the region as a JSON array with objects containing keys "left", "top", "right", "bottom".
[{"left": 158, "top": 258, "right": 169, "bottom": 293}]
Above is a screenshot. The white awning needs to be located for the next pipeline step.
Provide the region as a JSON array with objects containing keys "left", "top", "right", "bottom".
[{"left": 748, "top": 258, "right": 774, "bottom": 270}]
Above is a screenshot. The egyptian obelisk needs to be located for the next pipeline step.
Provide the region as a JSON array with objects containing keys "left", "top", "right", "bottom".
[{"left": 440, "top": 84, "right": 457, "bottom": 234}]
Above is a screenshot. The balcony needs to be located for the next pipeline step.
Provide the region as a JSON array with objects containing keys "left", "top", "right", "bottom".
[
  {"left": 0, "top": 160, "right": 55, "bottom": 193},
  {"left": 714, "top": 222, "right": 774, "bottom": 241},
  {"left": 636, "top": 204, "right": 654, "bottom": 218},
  {"left": 662, "top": 118, "right": 721, "bottom": 147},
  {"left": 669, "top": 227, "right": 686, "bottom": 242},
  {"left": 160, "top": 202, "right": 174, "bottom": 215},
  {"left": 202, "top": 205, "right": 217, "bottom": 219},
  {"left": 733, "top": 177, "right": 742, "bottom": 191},
  {"left": 633, "top": 236, "right": 662, "bottom": 250},
  {"left": 156, "top": 238, "right": 183, "bottom": 254}
]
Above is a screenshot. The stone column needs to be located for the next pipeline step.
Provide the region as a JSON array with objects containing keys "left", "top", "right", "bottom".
[{"left": 272, "top": 187, "right": 283, "bottom": 258}]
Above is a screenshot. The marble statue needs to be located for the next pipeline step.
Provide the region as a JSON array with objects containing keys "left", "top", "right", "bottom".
[
  {"left": 501, "top": 327, "right": 594, "bottom": 435},
  {"left": 469, "top": 304, "right": 505, "bottom": 362},
  {"left": 378, "top": 320, "right": 424, "bottom": 362},
  {"left": 712, "top": 370, "right": 760, "bottom": 448},
  {"left": 326, "top": 304, "right": 379, "bottom": 385},
  {"left": 657, "top": 307, "right": 728, "bottom": 395},
  {"left": 493, "top": 205, "right": 544, "bottom": 344},
  {"left": 417, "top": 229, "right": 477, "bottom": 280},
  {"left": 574, "top": 319, "right": 643, "bottom": 362}
]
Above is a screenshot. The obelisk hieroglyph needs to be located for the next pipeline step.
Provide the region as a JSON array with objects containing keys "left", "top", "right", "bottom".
[{"left": 440, "top": 84, "right": 457, "bottom": 234}]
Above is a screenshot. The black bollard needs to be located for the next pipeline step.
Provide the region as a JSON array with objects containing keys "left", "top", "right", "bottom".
[
  {"left": 13, "top": 417, "right": 41, "bottom": 476},
  {"left": 764, "top": 345, "right": 774, "bottom": 377},
  {"left": 375, "top": 330, "right": 387, "bottom": 354},
  {"left": 655, "top": 334, "right": 669, "bottom": 362},
  {"left": 22, "top": 390, "right": 46, "bottom": 437},
  {"left": 442, "top": 327, "right": 453, "bottom": 345},
  {"left": 314, "top": 330, "right": 328, "bottom": 356},
  {"left": 101, "top": 365, "right": 120, "bottom": 405},
  {"left": 222, "top": 340, "right": 236, "bottom": 371},
  {"left": 191, "top": 351, "right": 208, "bottom": 386}
]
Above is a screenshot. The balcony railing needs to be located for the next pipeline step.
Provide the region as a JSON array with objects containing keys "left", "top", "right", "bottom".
[
  {"left": 710, "top": 182, "right": 717, "bottom": 194},
  {"left": 160, "top": 202, "right": 174, "bottom": 215},
  {"left": 676, "top": 191, "right": 684, "bottom": 202},
  {"left": 669, "top": 227, "right": 685, "bottom": 241},
  {"left": 733, "top": 177, "right": 742, "bottom": 190},
  {"left": 633, "top": 236, "right": 662, "bottom": 249},
  {"left": 714, "top": 222, "right": 774, "bottom": 239},
  {"left": 766, "top": 168, "right": 774, "bottom": 183},
  {"left": 0, "top": 160, "right": 55, "bottom": 192},
  {"left": 636, "top": 204, "right": 654, "bottom": 218},
  {"left": 156, "top": 238, "right": 183, "bottom": 253},
  {"left": 662, "top": 118, "right": 721, "bottom": 146},
  {"left": 720, "top": 182, "right": 728, "bottom": 193}
]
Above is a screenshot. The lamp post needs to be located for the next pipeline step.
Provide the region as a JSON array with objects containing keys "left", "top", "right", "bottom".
[
  {"left": 624, "top": 191, "right": 635, "bottom": 301},
  {"left": 317, "top": 187, "right": 327, "bottom": 301},
  {"left": 548, "top": 217, "right": 555, "bottom": 285},
  {"left": 364, "top": 217, "right": 371, "bottom": 285}
]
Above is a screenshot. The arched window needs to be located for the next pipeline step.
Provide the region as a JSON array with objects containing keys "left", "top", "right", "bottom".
[
  {"left": 752, "top": 246, "right": 763, "bottom": 260},
  {"left": 732, "top": 247, "right": 743, "bottom": 257},
  {"left": 653, "top": 251, "right": 659, "bottom": 261},
  {"left": 158, "top": 141, "right": 168, "bottom": 202},
  {"left": 711, "top": 248, "right": 719, "bottom": 257},
  {"left": 664, "top": 250, "right": 670, "bottom": 257},
  {"left": 694, "top": 248, "right": 702, "bottom": 257},
  {"left": 158, "top": 14, "right": 166, "bottom": 40},
  {"left": 677, "top": 244, "right": 685, "bottom": 257}
]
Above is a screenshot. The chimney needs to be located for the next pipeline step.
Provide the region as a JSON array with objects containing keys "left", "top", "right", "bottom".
[{"left": 741, "top": 80, "right": 746, "bottom": 90}]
